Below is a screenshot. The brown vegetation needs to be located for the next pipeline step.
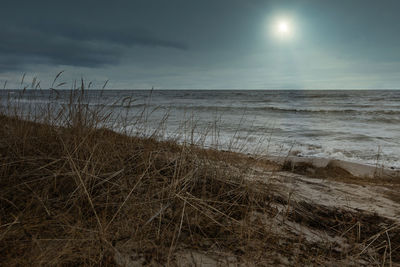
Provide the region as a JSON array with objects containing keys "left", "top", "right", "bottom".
[{"left": 0, "top": 85, "right": 399, "bottom": 266}]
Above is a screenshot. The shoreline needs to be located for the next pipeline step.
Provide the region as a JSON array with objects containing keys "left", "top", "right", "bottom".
[
  {"left": 3, "top": 88, "right": 400, "bottom": 171},
  {"left": 266, "top": 155, "right": 400, "bottom": 179},
  {"left": 1, "top": 114, "right": 400, "bottom": 265}
]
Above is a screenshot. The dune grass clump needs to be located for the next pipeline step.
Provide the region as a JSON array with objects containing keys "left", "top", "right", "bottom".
[
  {"left": 0, "top": 79, "right": 399, "bottom": 265},
  {"left": 0, "top": 85, "right": 281, "bottom": 265}
]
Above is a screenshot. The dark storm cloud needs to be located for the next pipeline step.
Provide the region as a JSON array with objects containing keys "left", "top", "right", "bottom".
[
  {"left": 32, "top": 24, "right": 188, "bottom": 50},
  {"left": 1, "top": 0, "right": 400, "bottom": 88},
  {"left": 0, "top": 27, "right": 120, "bottom": 71},
  {"left": 0, "top": 0, "right": 188, "bottom": 72},
  {"left": 0, "top": 26, "right": 187, "bottom": 72}
]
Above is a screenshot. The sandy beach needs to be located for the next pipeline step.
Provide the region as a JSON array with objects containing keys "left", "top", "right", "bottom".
[
  {"left": 3, "top": 0, "right": 400, "bottom": 265},
  {"left": 1, "top": 111, "right": 399, "bottom": 266}
]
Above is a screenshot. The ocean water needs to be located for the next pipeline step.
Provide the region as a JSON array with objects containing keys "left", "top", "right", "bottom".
[{"left": 2, "top": 89, "right": 400, "bottom": 168}]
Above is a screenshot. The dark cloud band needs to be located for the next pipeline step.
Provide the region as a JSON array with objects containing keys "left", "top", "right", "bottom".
[{"left": 0, "top": 24, "right": 187, "bottom": 72}]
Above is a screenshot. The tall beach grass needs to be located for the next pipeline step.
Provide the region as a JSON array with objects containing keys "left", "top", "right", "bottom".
[{"left": 0, "top": 74, "right": 399, "bottom": 265}]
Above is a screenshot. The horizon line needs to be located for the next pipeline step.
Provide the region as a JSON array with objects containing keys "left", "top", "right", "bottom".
[{"left": 3, "top": 88, "right": 400, "bottom": 91}]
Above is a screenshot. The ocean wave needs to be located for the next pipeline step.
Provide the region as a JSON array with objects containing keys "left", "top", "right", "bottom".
[
  {"left": 294, "top": 93, "right": 352, "bottom": 99},
  {"left": 172, "top": 105, "right": 400, "bottom": 116},
  {"left": 107, "top": 103, "right": 147, "bottom": 109},
  {"left": 362, "top": 116, "right": 400, "bottom": 124},
  {"left": 6, "top": 97, "right": 400, "bottom": 119},
  {"left": 260, "top": 106, "right": 400, "bottom": 115}
]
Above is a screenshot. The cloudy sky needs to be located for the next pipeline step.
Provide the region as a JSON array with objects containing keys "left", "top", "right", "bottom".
[{"left": 1, "top": 0, "right": 400, "bottom": 89}]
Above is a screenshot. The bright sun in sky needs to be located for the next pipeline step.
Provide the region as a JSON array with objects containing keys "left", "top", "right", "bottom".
[
  {"left": 278, "top": 22, "right": 289, "bottom": 33},
  {"left": 270, "top": 18, "right": 294, "bottom": 40},
  {"left": 276, "top": 20, "right": 291, "bottom": 36}
]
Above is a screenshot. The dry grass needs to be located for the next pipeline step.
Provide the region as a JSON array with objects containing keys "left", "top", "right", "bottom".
[
  {"left": 282, "top": 160, "right": 400, "bottom": 187},
  {"left": 0, "top": 81, "right": 399, "bottom": 266}
]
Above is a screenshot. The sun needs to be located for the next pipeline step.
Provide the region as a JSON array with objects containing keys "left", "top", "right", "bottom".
[
  {"left": 269, "top": 17, "right": 295, "bottom": 40},
  {"left": 277, "top": 20, "right": 291, "bottom": 35},
  {"left": 278, "top": 22, "right": 289, "bottom": 33}
]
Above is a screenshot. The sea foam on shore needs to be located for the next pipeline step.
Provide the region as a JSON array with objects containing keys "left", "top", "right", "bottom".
[{"left": 2, "top": 89, "right": 400, "bottom": 169}]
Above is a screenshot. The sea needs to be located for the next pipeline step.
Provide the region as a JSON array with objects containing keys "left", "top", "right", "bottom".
[{"left": 2, "top": 89, "right": 400, "bottom": 168}]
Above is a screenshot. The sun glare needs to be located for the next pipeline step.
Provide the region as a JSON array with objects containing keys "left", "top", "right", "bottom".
[
  {"left": 270, "top": 17, "right": 295, "bottom": 41},
  {"left": 278, "top": 22, "right": 289, "bottom": 33}
]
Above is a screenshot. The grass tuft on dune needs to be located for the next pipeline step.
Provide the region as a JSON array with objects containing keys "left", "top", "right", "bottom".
[{"left": 0, "top": 82, "right": 399, "bottom": 265}]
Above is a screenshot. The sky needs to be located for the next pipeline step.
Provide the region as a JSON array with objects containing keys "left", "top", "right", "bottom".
[{"left": 1, "top": 0, "right": 400, "bottom": 89}]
